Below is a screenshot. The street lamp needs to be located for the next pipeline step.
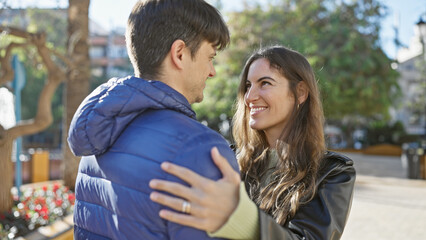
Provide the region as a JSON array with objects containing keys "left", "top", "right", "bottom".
[{"left": 416, "top": 17, "right": 426, "bottom": 140}]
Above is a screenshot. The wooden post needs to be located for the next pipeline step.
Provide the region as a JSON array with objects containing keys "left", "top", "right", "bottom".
[
  {"left": 422, "top": 154, "right": 426, "bottom": 179},
  {"left": 32, "top": 151, "right": 49, "bottom": 183}
]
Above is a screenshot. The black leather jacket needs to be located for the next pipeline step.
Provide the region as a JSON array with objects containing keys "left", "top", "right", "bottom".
[{"left": 259, "top": 151, "right": 356, "bottom": 240}]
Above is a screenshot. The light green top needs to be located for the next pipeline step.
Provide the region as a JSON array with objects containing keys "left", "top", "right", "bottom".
[
  {"left": 208, "top": 150, "right": 279, "bottom": 240},
  {"left": 208, "top": 182, "right": 259, "bottom": 239}
]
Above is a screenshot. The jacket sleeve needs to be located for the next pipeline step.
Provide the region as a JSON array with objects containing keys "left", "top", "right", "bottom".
[
  {"left": 164, "top": 131, "right": 240, "bottom": 240},
  {"left": 259, "top": 161, "right": 356, "bottom": 240}
]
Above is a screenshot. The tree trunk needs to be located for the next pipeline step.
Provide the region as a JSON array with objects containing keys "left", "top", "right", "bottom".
[
  {"left": 63, "top": 0, "right": 90, "bottom": 190},
  {"left": 0, "top": 128, "right": 14, "bottom": 213}
]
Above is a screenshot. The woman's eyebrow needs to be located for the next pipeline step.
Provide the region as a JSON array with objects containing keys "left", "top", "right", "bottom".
[
  {"left": 257, "top": 76, "right": 276, "bottom": 82},
  {"left": 246, "top": 76, "right": 276, "bottom": 83}
]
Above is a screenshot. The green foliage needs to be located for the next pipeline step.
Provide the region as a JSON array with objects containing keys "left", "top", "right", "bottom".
[
  {"left": 192, "top": 64, "right": 239, "bottom": 138},
  {"left": 365, "top": 120, "right": 405, "bottom": 145},
  {"left": 26, "top": 8, "right": 67, "bottom": 52},
  {"left": 312, "top": 0, "right": 400, "bottom": 119},
  {"left": 195, "top": 0, "right": 401, "bottom": 134}
]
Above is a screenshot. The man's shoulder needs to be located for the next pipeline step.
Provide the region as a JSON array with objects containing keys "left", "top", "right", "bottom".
[
  {"left": 116, "top": 108, "right": 239, "bottom": 179},
  {"left": 115, "top": 108, "right": 228, "bottom": 158},
  {"left": 132, "top": 109, "right": 222, "bottom": 139}
]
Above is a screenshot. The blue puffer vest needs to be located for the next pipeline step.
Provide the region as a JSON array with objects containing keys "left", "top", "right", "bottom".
[{"left": 68, "top": 76, "right": 239, "bottom": 240}]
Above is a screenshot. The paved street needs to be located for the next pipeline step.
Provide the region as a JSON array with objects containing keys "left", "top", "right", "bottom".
[{"left": 340, "top": 153, "right": 426, "bottom": 240}]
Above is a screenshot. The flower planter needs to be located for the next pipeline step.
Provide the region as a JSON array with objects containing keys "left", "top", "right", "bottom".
[
  {"left": 17, "top": 214, "right": 73, "bottom": 240},
  {"left": 1, "top": 181, "right": 75, "bottom": 239}
]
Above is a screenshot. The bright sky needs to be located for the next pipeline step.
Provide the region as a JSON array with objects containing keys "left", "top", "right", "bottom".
[{"left": 7, "top": 0, "right": 426, "bottom": 59}]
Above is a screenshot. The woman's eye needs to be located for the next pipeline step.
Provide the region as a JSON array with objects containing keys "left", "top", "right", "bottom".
[{"left": 261, "top": 81, "right": 271, "bottom": 86}]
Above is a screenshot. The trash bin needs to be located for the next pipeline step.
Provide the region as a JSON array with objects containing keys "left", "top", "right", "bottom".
[
  {"left": 401, "top": 142, "right": 422, "bottom": 179},
  {"left": 420, "top": 149, "right": 426, "bottom": 179},
  {"left": 420, "top": 140, "right": 426, "bottom": 180}
]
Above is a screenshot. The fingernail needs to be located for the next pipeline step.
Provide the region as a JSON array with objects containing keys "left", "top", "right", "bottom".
[
  {"left": 150, "top": 192, "right": 158, "bottom": 200},
  {"left": 159, "top": 210, "right": 168, "bottom": 218},
  {"left": 149, "top": 180, "right": 157, "bottom": 188},
  {"left": 161, "top": 162, "right": 170, "bottom": 170},
  {"left": 212, "top": 147, "right": 218, "bottom": 154}
]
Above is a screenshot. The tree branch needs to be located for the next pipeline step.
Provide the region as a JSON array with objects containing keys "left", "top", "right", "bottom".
[
  {"left": 0, "top": 42, "right": 29, "bottom": 86},
  {"left": 30, "top": 32, "right": 60, "bottom": 73},
  {"left": 0, "top": 26, "right": 32, "bottom": 39}
]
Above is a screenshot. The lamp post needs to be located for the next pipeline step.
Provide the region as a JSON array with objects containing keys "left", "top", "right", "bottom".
[{"left": 416, "top": 17, "right": 426, "bottom": 140}]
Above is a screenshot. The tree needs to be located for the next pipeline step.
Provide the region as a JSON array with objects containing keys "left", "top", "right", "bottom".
[
  {"left": 62, "top": 0, "right": 90, "bottom": 189},
  {"left": 196, "top": 0, "right": 400, "bottom": 143},
  {"left": 0, "top": 0, "right": 90, "bottom": 211},
  {"left": 0, "top": 26, "right": 69, "bottom": 212}
]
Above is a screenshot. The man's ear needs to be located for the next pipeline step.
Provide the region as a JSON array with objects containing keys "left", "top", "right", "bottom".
[
  {"left": 297, "top": 81, "right": 309, "bottom": 105},
  {"left": 170, "top": 39, "right": 187, "bottom": 70}
]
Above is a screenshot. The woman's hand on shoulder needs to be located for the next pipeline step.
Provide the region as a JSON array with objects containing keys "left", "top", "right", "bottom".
[{"left": 149, "top": 147, "right": 241, "bottom": 232}]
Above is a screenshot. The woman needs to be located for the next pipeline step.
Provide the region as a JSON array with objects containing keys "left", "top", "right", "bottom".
[{"left": 149, "top": 46, "right": 356, "bottom": 239}]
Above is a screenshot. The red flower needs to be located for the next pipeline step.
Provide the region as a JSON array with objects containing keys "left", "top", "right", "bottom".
[
  {"left": 68, "top": 193, "right": 75, "bottom": 203},
  {"left": 42, "top": 185, "right": 48, "bottom": 192},
  {"left": 55, "top": 199, "right": 63, "bottom": 207},
  {"left": 40, "top": 206, "right": 49, "bottom": 218},
  {"left": 53, "top": 183, "right": 60, "bottom": 192},
  {"left": 35, "top": 197, "right": 46, "bottom": 206}
]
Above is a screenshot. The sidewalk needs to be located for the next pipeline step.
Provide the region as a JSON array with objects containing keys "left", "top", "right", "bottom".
[{"left": 340, "top": 153, "right": 426, "bottom": 239}]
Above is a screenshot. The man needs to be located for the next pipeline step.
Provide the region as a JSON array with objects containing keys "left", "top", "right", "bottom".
[{"left": 67, "top": 0, "right": 239, "bottom": 239}]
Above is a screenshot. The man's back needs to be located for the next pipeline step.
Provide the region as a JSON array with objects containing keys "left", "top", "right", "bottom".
[{"left": 68, "top": 77, "right": 238, "bottom": 239}]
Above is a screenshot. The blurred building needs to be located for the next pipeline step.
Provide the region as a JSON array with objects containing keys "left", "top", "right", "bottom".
[
  {"left": 89, "top": 22, "right": 133, "bottom": 78},
  {"left": 392, "top": 18, "right": 426, "bottom": 137}
]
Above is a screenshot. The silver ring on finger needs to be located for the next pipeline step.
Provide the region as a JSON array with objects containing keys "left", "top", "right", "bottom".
[{"left": 181, "top": 200, "right": 191, "bottom": 214}]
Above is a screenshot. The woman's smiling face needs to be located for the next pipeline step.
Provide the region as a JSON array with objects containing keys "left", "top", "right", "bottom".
[{"left": 244, "top": 58, "right": 296, "bottom": 142}]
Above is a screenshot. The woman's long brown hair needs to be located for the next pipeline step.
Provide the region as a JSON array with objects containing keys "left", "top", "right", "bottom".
[{"left": 232, "top": 46, "right": 325, "bottom": 224}]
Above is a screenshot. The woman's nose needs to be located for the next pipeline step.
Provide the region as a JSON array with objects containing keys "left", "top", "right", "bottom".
[{"left": 245, "top": 86, "right": 259, "bottom": 103}]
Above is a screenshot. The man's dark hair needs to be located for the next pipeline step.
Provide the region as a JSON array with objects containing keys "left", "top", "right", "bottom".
[{"left": 126, "top": 0, "right": 230, "bottom": 79}]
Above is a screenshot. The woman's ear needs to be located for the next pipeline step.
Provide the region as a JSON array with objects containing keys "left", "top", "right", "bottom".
[
  {"left": 297, "top": 81, "right": 309, "bottom": 105},
  {"left": 170, "top": 39, "right": 186, "bottom": 70}
]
